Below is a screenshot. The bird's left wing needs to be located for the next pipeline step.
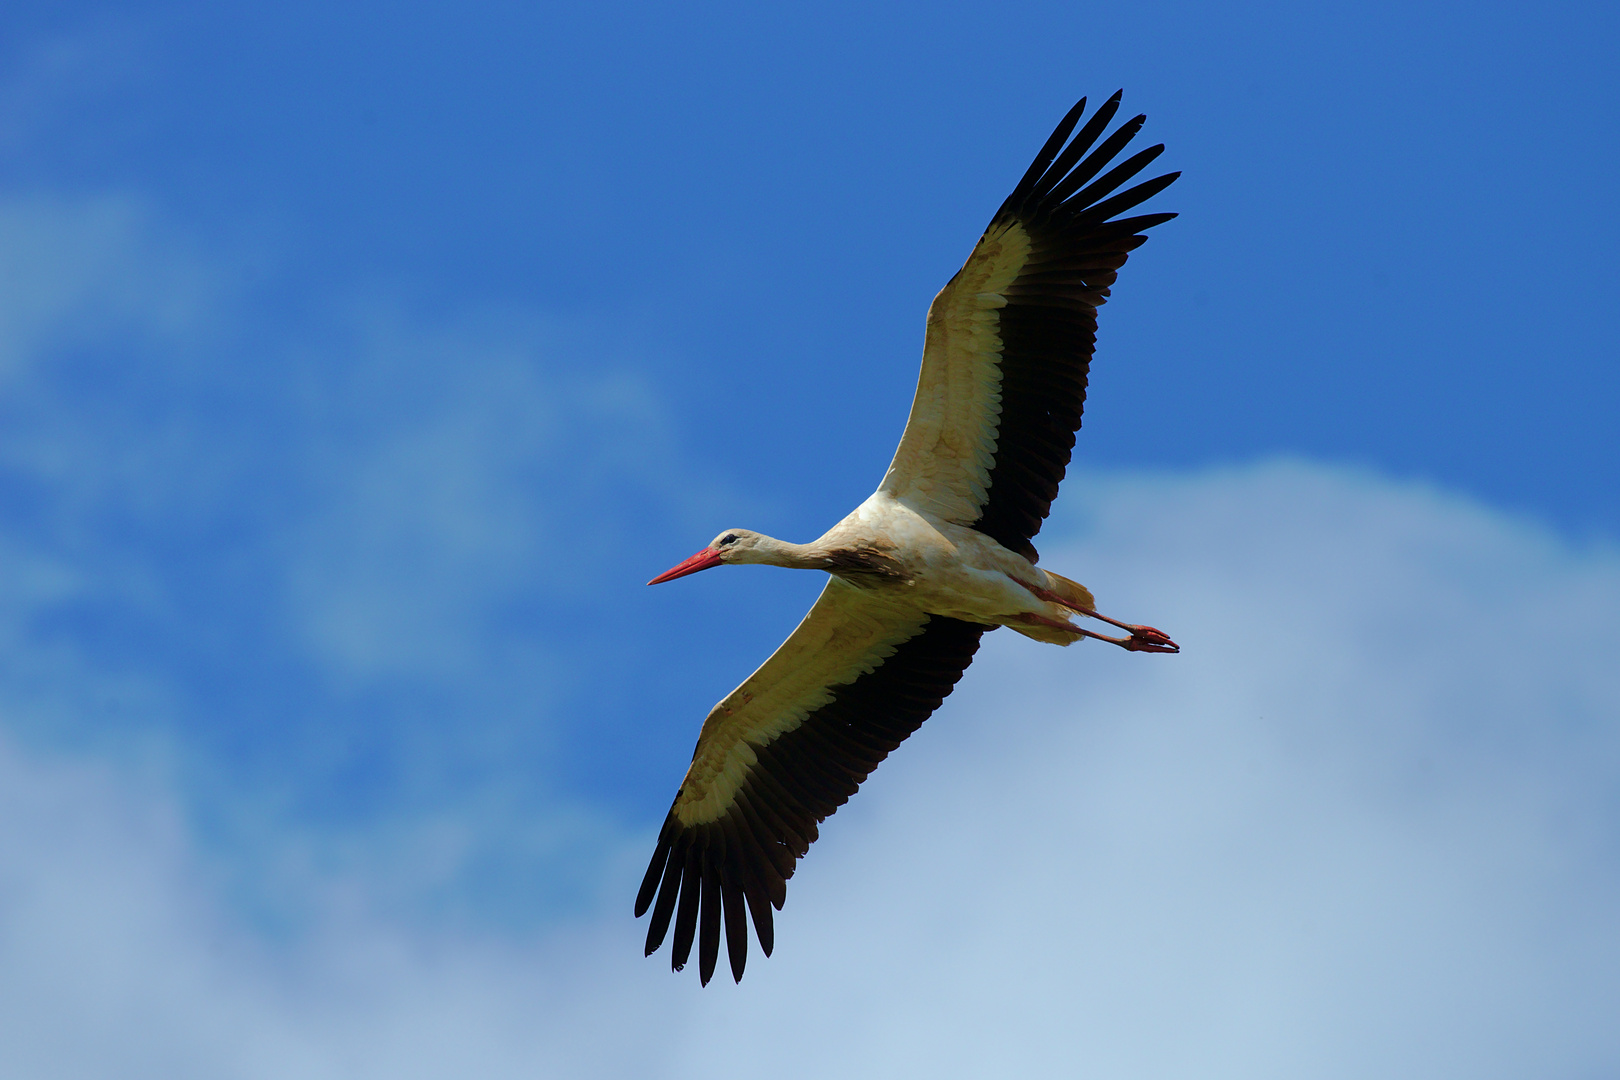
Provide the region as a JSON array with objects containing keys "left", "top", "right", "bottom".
[
  {"left": 636, "top": 579, "right": 986, "bottom": 984},
  {"left": 880, "top": 94, "right": 1178, "bottom": 560}
]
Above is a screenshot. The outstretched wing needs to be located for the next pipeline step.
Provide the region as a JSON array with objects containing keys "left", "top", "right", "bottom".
[
  {"left": 880, "top": 92, "right": 1178, "bottom": 560},
  {"left": 636, "top": 580, "right": 986, "bottom": 984}
]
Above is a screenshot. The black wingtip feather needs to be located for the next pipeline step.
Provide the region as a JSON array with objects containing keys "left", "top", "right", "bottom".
[
  {"left": 634, "top": 826, "right": 672, "bottom": 917},
  {"left": 670, "top": 843, "right": 702, "bottom": 971},
  {"left": 1030, "top": 97, "right": 1122, "bottom": 200},
  {"left": 997, "top": 92, "right": 1124, "bottom": 223},
  {"left": 1007, "top": 95, "right": 1088, "bottom": 203},
  {"left": 744, "top": 878, "right": 775, "bottom": 956},
  {"left": 1072, "top": 171, "right": 1181, "bottom": 229},
  {"left": 697, "top": 851, "right": 722, "bottom": 986},
  {"left": 723, "top": 875, "right": 749, "bottom": 983},
  {"left": 1059, "top": 143, "right": 1166, "bottom": 215},
  {"left": 643, "top": 831, "right": 685, "bottom": 955},
  {"left": 1034, "top": 114, "right": 1146, "bottom": 219}
]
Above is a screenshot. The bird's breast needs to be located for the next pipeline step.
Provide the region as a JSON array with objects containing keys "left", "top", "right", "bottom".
[{"left": 818, "top": 494, "right": 1040, "bottom": 624}]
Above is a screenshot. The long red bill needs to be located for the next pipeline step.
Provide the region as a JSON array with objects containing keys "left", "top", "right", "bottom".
[{"left": 647, "top": 547, "right": 724, "bottom": 585}]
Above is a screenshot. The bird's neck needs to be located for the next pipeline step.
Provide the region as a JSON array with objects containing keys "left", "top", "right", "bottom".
[
  {"left": 752, "top": 535, "right": 825, "bottom": 570},
  {"left": 751, "top": 535, "right": 906, "bottom": 581}
]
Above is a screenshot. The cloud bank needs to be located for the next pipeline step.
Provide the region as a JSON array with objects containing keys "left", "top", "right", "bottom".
[{"left": 1, "top": 461, "right": 1615, "bottom": 1079}]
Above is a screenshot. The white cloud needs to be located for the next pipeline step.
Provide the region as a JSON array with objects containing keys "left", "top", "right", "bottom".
[
  {"left": 0, "top": 194, "right": 215, "bottom": 381},
  {"left": 0, "top": 461, "right": 1615, "bottom": 1078},
  {"left": 704, "top": 462, "right": 1620, "bottom": 1078},
  {"left": 0, "top": 190, "right": 711, "bottom": 924}
]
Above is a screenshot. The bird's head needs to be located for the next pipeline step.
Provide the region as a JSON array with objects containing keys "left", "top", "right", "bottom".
[{"left": 647, "top": 529, "right": 764, "bottom": 584}]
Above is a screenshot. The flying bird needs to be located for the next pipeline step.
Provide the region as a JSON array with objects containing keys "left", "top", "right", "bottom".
[{"left": 639, "top": 93, "right": 1180, "bottom": 985}]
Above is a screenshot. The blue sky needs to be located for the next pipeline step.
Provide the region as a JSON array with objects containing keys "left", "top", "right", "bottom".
[{"left": 0, "top": 2, "right": 1616, "bottom": 1076}]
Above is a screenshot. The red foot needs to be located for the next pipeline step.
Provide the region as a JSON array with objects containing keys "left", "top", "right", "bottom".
[{"left": 1122, "top": 625, "right": 1179, "bottom": 653}]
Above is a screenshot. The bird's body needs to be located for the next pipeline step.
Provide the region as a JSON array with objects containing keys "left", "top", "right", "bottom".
[
  {"left": 709, "top": 493, "right": 1087, "bottom": 632},
  {"left": 639, "top": 92, "right": 1181, "bottom": 984}
]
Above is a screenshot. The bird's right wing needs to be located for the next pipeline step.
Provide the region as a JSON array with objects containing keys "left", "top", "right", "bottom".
[{"left": 636, "top": 579, "right": 987, "bottom": 984}]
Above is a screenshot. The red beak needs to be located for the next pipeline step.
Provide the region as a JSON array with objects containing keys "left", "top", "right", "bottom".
[{"left": 647, "top": 547, "right": 725, "bottom": 585}]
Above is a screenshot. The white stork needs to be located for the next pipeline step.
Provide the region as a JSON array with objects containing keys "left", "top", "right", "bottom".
[{"left": 639, "top": 93, "right": 1180, "bottom": 984}]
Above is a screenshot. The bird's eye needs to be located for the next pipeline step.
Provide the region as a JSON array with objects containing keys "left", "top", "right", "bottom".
[{"left": 721, "top": 534, "right": 739, "bottom": 546}]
